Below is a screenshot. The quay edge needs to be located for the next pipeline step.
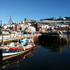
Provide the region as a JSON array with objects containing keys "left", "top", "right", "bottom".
[
  {"left": 39, "top": 35, "right": 68, "bottom": 44},
  {"left": 0, "top": 35, "right": 40, "bottom": 45}
]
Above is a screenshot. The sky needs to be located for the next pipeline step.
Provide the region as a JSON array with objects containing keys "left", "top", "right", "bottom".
[{"left": 0, "top": 0, "right": 70, "bottom": 24}]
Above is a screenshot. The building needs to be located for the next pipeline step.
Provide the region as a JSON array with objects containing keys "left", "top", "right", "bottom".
[
  {"left": 54, "top": 25, "right": 69, "bottom": 31},
  {"left": 24, "top": 26, "right": 36, "bottom": 34},
  {"left": 64, "top": 17, "right": 70, "bottom": 20},
  {"left": 33, "top": 23, "right": 48, "bottom": 32},
  {"left": 40, "top": 17, "right": 56, "bottom": 21}
]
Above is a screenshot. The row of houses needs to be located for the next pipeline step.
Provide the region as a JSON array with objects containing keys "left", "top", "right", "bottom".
[
  {"left": 1, "top": 21, "right": 36, "bottom": 34},
  {"left": 24, "top": 17, "right": 70, "bottom": 32},
  {"left": 2, "top": 22, "right": 70, "bottom": 32},
  {"left": 1, "top": 22, "right": 28, "bottom": 31},
  {"left": 33, "top": 23, "right": 70, "bottom": 32},
  {"left": 1, "top": 16, "right": 70, "bottom": 33}
]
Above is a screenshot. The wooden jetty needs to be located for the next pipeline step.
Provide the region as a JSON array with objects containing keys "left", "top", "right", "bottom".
[{"left": 0, "top": 34, "right": 40, "bottom": 45}]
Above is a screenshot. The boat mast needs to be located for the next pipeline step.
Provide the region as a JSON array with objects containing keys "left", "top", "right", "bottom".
[
  {"left": 18, "top": 23, "right": 19, "bottom": 43},
  {"left": 9, "top": 16, "right": 12, "bottom": 38}
]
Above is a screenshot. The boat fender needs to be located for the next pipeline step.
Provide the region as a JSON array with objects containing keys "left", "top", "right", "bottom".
[
  {"left": 32, "top": 37, "right": 34, "bottom": 42},
  {"left": 23, "top": 47, "right": 25, "bottom": 50},
  {"left": 18, "top": 43, "right": 20, "bottom": 45},
  {"left": 31, "top": 37, "right": 33, "bottom": 39},
  {"left": 32, "top": 42, "right": 34, "bottom": 44},
  {"left": 16, "top": 43, "right": 17, "bottom": 46},
  {"left": 17, "top": 43, "right": 20, "bottom": 47},
  {"left": 33, "top": 44, "right": 35, "bottom": 47}
]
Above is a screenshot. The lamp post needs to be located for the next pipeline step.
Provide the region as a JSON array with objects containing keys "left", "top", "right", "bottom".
[
  {"left": 42, "top": 23, "right": 43, "bottom": 33},
  {"left": 0, "top": 20, "right": 2, "bottom": 32},
  {"left": 0, "top": 20, "right": 4, "bottom": 46}
]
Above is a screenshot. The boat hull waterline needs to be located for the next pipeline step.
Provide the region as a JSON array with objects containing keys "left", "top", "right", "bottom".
[{"left": 1, "top": 45, "right": 33, "bottom": 57}]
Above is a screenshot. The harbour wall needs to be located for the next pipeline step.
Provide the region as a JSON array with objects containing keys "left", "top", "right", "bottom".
[
  {"left": 0, "top": 34, "right": 68, "bottom": 45},
  {"left": 39, "top": 35, "right": 68, "bottom": 44}
]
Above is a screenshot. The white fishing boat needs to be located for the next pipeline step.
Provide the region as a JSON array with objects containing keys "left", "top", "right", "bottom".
[
  {"left": 0, "top": 37, "right": 35, "bottom": 57},
  {"left": 0, "top": 49, "right": 34, "bottom": 69}
]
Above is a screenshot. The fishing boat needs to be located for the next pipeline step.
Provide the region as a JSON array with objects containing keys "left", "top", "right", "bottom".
[
  {"left": 0, "top": 49, "right": 34, "bottom": 69},
  {"left": 0, "top": 37, "right": 35, "bottom": 57}
]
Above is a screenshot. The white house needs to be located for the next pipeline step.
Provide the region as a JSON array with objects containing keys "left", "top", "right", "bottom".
[{"left": 24, "top": 26, "right": 36, "bottom": 34}]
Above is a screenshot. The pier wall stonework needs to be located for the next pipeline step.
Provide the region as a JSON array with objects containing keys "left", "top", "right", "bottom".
[{"left": 39, "top": 35, "right": 68, "bottom": 44}]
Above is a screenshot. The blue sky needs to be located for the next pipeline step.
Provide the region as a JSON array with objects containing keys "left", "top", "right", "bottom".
[{"left": 0, "top": 0, "right": 70, "bottom": 24}]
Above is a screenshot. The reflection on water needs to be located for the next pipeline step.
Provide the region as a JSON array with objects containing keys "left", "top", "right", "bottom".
[
  {"left": 0, "top": 49, "right": 35, "bottom": 70},
  {"left": 67, "top": 36, "right": 70, "bottom": 48},
  {"left": 39, "top": 34, "right": 70, "bottom": 54},
  {"left": 40, "top": 44, "right": 67, "bottom": 54}
]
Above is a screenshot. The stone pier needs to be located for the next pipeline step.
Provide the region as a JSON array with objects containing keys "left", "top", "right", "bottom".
[{"left": 39, "top": 35, "right": 68, "bottom": 44}]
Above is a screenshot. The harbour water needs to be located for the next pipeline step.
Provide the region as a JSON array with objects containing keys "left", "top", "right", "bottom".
[{"left": 0, "top": 36, "right": 70, "bottom": 70}]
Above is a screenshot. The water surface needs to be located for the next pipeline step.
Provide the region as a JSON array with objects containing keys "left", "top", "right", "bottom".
[{"left": 0, "top": 39, "right": 70, "bottom": 70}]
